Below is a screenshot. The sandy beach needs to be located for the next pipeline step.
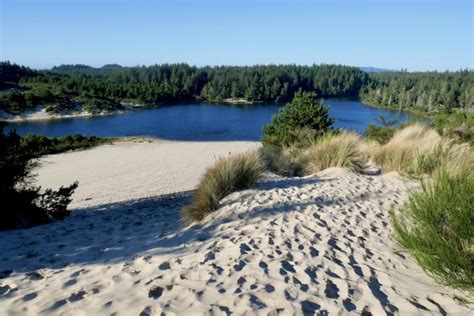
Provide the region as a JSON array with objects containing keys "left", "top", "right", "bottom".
[{"left": 0, "top": 141, "right": 472, "bottom": 315}]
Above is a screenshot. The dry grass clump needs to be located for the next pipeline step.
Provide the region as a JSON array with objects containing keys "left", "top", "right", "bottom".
[
  {"left": 181, "top": 152, "right": 264, "bottom": 224},
  {"left": 439, "top": 142, "right": 474, "bottom": 177},
  {"left": 259, "top": 146, "right": 305, "bottom": 177},
  {"left": 370, "top": 124, "right": 473, "bottom": 177},
  {"left": 301, "top": 131, "right": 364, "bottom": 174}
]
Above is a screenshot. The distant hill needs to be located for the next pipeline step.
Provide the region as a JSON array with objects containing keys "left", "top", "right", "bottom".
[
  {"left": 51, "top": 64, "right": 93, "bottom": 72},
  {"left": 49, "top": 64, "right": 124, "bottom": 76},
  {"left": 360, "top": 66, "right": 396, "bottom": 73},
  {"left": 100, "top": 64, "right": 123, "bottom": 70}
]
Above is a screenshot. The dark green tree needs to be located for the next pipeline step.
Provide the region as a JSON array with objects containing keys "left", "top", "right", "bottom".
[
  {"left": 0, "top": 127, "right": 78, "bottom": 230},
  {"left": 262, "top": 90, "right": 335, "bottom": 147}
]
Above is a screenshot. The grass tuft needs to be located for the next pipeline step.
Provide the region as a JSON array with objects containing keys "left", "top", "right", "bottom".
[
  {"left": 391, "top": 168, "right": 474, "bottom": 291},
  {"left": 259, "top": 146, "right": 305, "bottom": 177},
  {"left": 301, "top": 131, "right": 363, "bottom": 174},
  {"left": 181, "top": 152, "right": 264, "bottom": 224}
]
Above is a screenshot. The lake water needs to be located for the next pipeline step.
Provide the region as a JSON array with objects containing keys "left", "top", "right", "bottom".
[{"left": 6, "top": 99, "right": 412, "bottom": 141}]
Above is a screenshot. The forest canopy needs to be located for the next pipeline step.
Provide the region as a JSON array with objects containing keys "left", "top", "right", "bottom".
[{"left": 0, "top": 61, "right": 472, "bottom": 115}]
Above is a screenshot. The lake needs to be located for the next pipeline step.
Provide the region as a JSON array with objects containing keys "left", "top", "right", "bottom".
[{"left": 6, "top": 99, "right": 411, "bottom": 141}]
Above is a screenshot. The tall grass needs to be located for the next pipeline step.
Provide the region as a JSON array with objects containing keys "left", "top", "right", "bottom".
[
  {"left": 301, "top": 131, "right": 363, "bottom": 174},
  {"left": 391, "top": 169, "right": 474, "bottom": 291},
  {"left": 259, "top": 146, "right": 305, "bottom": 177},
  {"left": 371, "top": 124, "right": 473, "bottom": 177},
  {"left": 181, "top": 152, "right": 264, "bottom": 224}
]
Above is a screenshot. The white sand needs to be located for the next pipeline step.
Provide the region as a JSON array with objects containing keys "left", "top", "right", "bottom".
[
  {"left": 0, "top": 108, "right": 132, "bottom": 122},
  {"left": 0, "top": 102, "right": 144, "bottom": 122},
  {"left": 0, "top": 142, "right": 472, "bottom": 315},
  {"left": 0, "top": 108, "right": 94, "bottom": 122},
  {"left": 35, "top": 139, "right": 260, "bottom": 209}
]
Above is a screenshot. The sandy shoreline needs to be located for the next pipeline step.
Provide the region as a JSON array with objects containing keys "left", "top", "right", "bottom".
[
  {"left": 0, "top": 141, "right": 472, "bottom": 315},
  {"left": 0, "top": 108, "right": 131, "bottom": 123},
  {"left": 0, "top": 99, "right": 257, "bottom": 123}
]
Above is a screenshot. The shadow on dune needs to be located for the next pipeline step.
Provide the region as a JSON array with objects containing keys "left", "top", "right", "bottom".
[
  {"left": 0, "top": 175, "right": 383, "bottom": 275},
  {"left": 0, "top": 191, "right": 192, "bottom": 274}
]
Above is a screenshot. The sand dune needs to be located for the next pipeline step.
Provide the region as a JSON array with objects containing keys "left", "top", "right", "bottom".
[
  {"left": 0, "top": 142, "right": 472, "bottom": 315},
  {"left": 35, "top": 139, "right": 260, "bottom": 209}
]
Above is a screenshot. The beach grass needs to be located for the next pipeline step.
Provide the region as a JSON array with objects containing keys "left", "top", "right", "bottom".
[
  {"left": 181, "top": 152, "right": 264, "bottom": 224},
  {"left": 301, "top": 131, "right": 363, "bottom": 173},
  {"left": 370, "top": 124, "right": 473, "bottom": 177},
  {"left": 259, "top": 146, "right": 305, "bottom": 177}
]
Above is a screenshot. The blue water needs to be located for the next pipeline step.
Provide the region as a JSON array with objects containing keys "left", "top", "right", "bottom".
[{"left": 5, "top": 99, "right": 412, "bottom": 141}]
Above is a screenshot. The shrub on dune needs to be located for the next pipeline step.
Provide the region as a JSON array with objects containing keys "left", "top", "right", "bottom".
[
  {"left": 181, "top": 152, "right": 264, "bottom": 224},
  {"left": 365, "top": 124, "right": 396, "bottom": 144},
  {"left": 262, "top": 90, "right": 334, "bottom": 147},
  {"left": 301, "top": 131, "right": 364, "bottom": 174},
  {"left": 391, "top": 168, "right": 474, "bottom": 290}
]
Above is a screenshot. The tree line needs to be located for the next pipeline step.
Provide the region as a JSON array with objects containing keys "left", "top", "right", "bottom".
[
  {"left": 0, "top": 61, "right": 472, "bottom": 115},
  {"left": 360, "top": 71, "right": 473, "bottom": 110}
]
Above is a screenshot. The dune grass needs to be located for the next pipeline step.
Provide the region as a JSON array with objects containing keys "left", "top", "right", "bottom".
[
  {"left": 260, "top": 125, "right": 473, "bottom": 178},
  {"left": 391, "top": 168, "right": 474, "bottom": 291},
  {"left": 259, "top": 146, "right": 305, "bottom": 177},
  {"left": 181, "top": 152, "right": 264, "bottom": 224},
  {"left": 371, "top": 124, "right": 439, "bottom": 174},
  {"left": 301, "top": 131, "right": 364, "bottom": 174},
  {"left": 370, "top": 124, "right": 473, "bottom": 177}
]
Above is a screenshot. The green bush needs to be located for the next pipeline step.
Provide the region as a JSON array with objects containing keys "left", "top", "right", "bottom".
[
  {"left": 430, "top": 111, "right": 474, "bottom": 144},
  {"left": 0, "top": 127, "right": 78, "bottom": 230},
  {"left": 262, "top": 90, "right": 334, "bottom": 147},
  {"left": 182, "top": 152, "right": 264, "bottom": 224},
  {"left": 79, "top": 96, "right": 122, "bottom": 114},
  {"left": 20, "top": 134, "right": 109, "bottom": 156},
  {"left": 391, "top": 169, "right": 474, "bottom": 290},
  {"left": 365, "top": 124, "right": 396, "bottom": 144}
]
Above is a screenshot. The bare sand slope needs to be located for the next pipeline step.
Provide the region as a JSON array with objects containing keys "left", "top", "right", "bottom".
[
  {"left": 35, "top": 140, "right": 260, "bottom": 209},
  {"left": 1, "top": 160, "right": 471, "bottom": 314}
]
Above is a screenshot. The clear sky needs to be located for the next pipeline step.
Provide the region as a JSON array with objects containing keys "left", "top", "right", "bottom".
[{"left": 1, "top": 0, "right": 472, "bottom": 70}]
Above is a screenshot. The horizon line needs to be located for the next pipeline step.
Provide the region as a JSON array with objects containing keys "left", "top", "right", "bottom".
[{"left": 2, "top": 60, "right": 473, "bottom": 73}]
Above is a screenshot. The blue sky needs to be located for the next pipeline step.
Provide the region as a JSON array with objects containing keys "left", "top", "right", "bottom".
[{"left": 1, "top": 0, "right": 472, "bottom": 70}]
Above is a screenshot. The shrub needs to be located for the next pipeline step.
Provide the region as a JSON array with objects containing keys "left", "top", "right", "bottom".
[
  {"left": 79, "top": 96, "right": 122, "bottom": 114},
  {"left": 365, "top": 124, "right": 396, "bottom": 144},
  {"left": 301, "top": 131, "right": 364, "bottom": 174},
  {"left": 181, "top": 152, "right": 264, "bottom": 224},
  {"left": 20, "top": 134, "right": 109, "bottom": 156},
  {"left": 430, "top": 111, "right": 474, "bottom": 144},
  {"left": 391, "top": 169, "right": 474, "bottom": 290},
  {"left": 262, "top": 90, "right": 334, "bottom": 147},
  {"left": 0, "top": 127, "right": 78, "bottom": 230}
]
